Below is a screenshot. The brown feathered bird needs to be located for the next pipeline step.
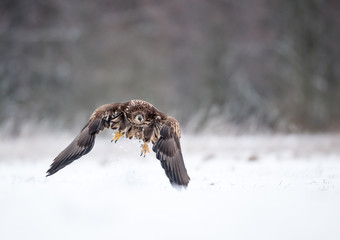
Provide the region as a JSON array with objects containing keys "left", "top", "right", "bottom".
[{"left": 46, "top": 100, "right": 190, "bottom": 187}]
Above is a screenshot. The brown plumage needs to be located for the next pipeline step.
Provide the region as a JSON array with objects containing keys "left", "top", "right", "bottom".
[{"left": 46, "top": 100, "right": 190, "bottom": 187}]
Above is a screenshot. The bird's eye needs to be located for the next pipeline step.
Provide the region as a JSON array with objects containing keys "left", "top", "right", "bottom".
[{"left": 135, "top": 114, "right": 143, "bottom": 122}]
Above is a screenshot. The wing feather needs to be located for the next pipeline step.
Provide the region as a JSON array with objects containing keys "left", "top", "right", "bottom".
[
  {"left": 152, "top": 117, "right": 190, "bottom": 187},
  {"left": 46, "top": 103, "right": 123, "bottom": 176}
]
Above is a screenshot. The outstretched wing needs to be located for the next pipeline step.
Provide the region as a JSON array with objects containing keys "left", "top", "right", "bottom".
[
  {"left": 152, "top": 117, "right": 190, "bottom": 187},
  {"left": 46, "top": 103, "right": 123, "bottom": 176}
]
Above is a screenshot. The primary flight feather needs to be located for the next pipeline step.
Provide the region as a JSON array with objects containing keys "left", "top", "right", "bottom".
[{"left": 46, "top": 100, "right": 190, "bottom": 187}]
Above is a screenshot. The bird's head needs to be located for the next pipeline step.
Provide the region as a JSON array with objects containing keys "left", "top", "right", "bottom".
[
  {"left": 129, "top": 111, "right": 148, "bottom": 125},
  {"left": 125, "top": 100, "right": 155, "bottom": 126}
]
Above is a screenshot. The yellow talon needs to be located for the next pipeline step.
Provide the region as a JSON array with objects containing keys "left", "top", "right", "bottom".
[
  {"left": 140, "top": 142, "right": 149, "bottom": 157},
  {"left": 111, "top": 131, "right": 124, "bottom": 143}
]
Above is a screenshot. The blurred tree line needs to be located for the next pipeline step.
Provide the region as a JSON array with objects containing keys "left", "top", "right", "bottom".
[{"left": 0, "top": 0, "right": 339, "bottom": 134}]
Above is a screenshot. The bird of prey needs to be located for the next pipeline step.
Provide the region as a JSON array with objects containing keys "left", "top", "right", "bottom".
[{"left": 46, "top": 99, "right": 190, "bottom": 187}]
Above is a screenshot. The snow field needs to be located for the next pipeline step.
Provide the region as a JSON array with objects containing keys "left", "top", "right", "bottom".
[{"left": 1, "top": 134, "right": 340, "bottom": 240}]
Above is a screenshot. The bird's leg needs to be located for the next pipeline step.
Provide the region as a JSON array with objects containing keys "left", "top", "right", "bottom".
[
  {"left": 111, "top": 131, "right": 124, "bottom": 143},
  {"left": 140, "top": 142, "right": 149, "bottom": 157}
]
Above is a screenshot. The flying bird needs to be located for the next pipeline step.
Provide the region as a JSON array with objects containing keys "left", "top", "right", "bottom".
[{"left": 46, "top": 100, "right": 190, "bottom": 187}]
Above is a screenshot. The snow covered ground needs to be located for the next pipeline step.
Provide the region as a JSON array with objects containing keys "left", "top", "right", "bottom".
[{"left": 1, "top": 133, "right": 340, "bottom": 240}]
